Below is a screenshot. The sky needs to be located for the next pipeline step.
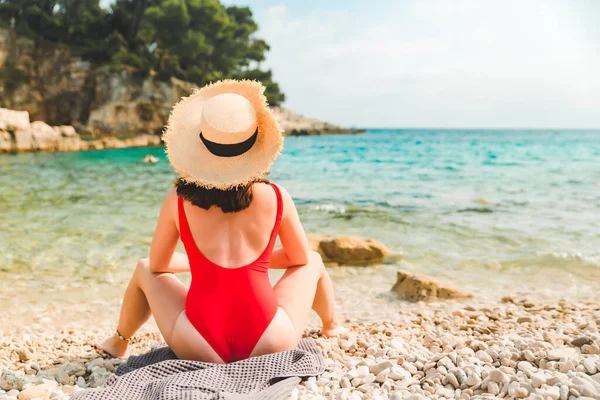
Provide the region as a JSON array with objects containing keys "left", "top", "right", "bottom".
[{"left": 104, "top": 0, "right": 600, "bottom": 129}]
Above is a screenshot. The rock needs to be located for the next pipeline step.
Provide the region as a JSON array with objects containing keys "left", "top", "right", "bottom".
[
  {"left": 308, "top": 235, "right": 391, "bottom": 266},
  {"left": 272, "top": 107, "right": 364, "bottom": 136},
  {"left": 514, "top": 387, "right": 528, "bottom": 398},
  {"left": 356, "top": 366, "right": 370, "bottom": 378},
  {"left": 87, "top": 140, "right": 104, "bottom": 151},
  {"left": 0, "top": 129, "right": 12, "bottom": 152},
  {"left": 517, "top": 361, "right": 535, "bottom": 373},
  {"left": 476, "top": 350, "right": 493, "bottom": 363},
  {"left": 370, "top": 361, "right": 393, "bottom": 376},
  {"left": 13, "top": 128, "right": 32, "bottom": 152},
  {"left": 391, "top": 271, "right": 472, "bottom": 302},
  {"left": 531, "top": 372, "right": 546, "bottom": 388},
  {"left": 583, "top": 358, "right": 597, "bottom": 374},
  {"left": 17, "top": 381, "right": 56, "bottom": 400},
  {"left": 124, "top": 134, "right": 162, "bottom": 148},
  {"left": 489, "top": 369, "right": 508, "bottom": 384},
  {"left": 0, "top": 108, "right": 29, "bottom": 131},
  {"left": 517, "top": 316, "right": 533, "bottom": 323},
  {"left": 15, "top": 349, "right": 32, "bottom": 362},
  {"left": 101, "top": 137, "right": 126, "bottom": 149},
  {"left": 88, "top": 367, "right": 112, "bottom": 388},
  {"left": 61, "top": 363, "right": 86, "bottom": 378},
  {"left": 50, "top": 389, "right": 63, "bottom": 399},
  {"left": 1, "top": 370, "right": 29, "bottom": 391},
  {"left": 76, "top": 376, "right": 87, "bottom": 388},
  {"left": 54, "top": 125, "right": 77, "bottom": 137},
  {"left": 30, "top": 121, "right": 61, "bottom": 151},
  {"left": 548, "top": 348, "right": 577, "bottom": 361},
  {"left": 544, "top": 386, "right": 560, "bottom": 400},
  {"left": 55, "top": 369, "right": 70, "bottom": 385},
  {"left": 571, "top": 336, "right": 593, "bottom": 347},
  {"left": 465, "top": 374, "right": 481, "bottom": 386},
  {"left": 388, "top": 366, "right": 411, "bottom": 381},
  {"left": 488, "top": 381, "right": 499, "bottom": 395}
]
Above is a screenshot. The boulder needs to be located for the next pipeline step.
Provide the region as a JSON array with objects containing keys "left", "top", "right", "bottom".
[
  {"left": 123, "top": 134, "right": 162, "bottom": 147},
  {"left": 0, "top": 108, "right": 30, "bottom": 132},
  {"left": 391, "top": 271, "right": 472, "bottom": 302},
  {"left": 308, "top": 234, "right": 391, "bottom": 266},
  {"left": 53, "top": 125, "right": 78, "bottom": 137},
  {"left": 87, "top": 140, "right": 104, "bottom": 150},
  {"left": 57, "top": 136, "right": 82, "bottom": 151},
  {"left": 13, "top": 128, "right": 33, "bottom": 152},
  {"left": 101, "top": 137, "right": 126, "bottom": 149},
  {"left": 30, "top": 121, "right": 61, "bottom": 151},
  {"left": 0, "top": 129, "right": 12, "bottom": 152}
]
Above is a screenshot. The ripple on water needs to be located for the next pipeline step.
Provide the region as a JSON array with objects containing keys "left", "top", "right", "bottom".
[{"left": 1, "top": 130, "right": 600, "bottom": 329}]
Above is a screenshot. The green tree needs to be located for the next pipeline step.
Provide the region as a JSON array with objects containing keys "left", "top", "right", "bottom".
[{"left": 0, "top": 0, "right": 286, "bottom": 105}]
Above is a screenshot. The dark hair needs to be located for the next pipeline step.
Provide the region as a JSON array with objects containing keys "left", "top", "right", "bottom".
[{"left": 175, "top": 178, "right": 269, "bottom": 213}]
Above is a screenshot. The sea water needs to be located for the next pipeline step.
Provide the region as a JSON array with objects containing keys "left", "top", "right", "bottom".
[{"left": 1, "top": 129, "right": 599, "bottom": 329}]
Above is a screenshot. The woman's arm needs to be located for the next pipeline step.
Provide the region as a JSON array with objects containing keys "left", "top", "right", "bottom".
[
  {"left": 269, "top": 185, "right": 310, "bottom": 269},
  {"left": 148, "top": 188, "right": 190, "bottom": 273}
]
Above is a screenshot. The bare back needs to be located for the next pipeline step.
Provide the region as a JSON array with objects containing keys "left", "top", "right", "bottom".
[{"left": 174, "top": 182, "right": 278, "bottom": 269}]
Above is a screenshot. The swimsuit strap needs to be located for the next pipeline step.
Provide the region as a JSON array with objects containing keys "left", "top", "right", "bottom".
[
  {"left": 267, "top": 183, "right": 284, "bottom": 244},
  {"left": 177, "top": 196, "right": 193, "bottom": 243}
]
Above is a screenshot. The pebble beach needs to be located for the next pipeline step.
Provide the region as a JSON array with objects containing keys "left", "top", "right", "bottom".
[{"left": 2, "top": 296, "right": 600, "bottom": 400}]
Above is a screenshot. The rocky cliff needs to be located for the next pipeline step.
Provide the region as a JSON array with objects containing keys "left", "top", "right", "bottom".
[
  {"left": 0, "top": 107, "right": 162, "bottom": 153},
  {"left": 0, "top": 28, "right": 362, "bottom": 142}
]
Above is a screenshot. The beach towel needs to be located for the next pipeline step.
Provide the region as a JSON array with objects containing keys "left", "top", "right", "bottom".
[{"left": 71, "top": 338, "right": 324, "bottom": 400}]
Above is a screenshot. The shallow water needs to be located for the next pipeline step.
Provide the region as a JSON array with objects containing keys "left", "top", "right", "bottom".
[{"left": 1, "top": 129, "right": 600, "bottom": 332}]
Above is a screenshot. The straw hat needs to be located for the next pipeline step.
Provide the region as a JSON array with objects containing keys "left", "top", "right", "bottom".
[{"left": 163, "top": 79, "right": 284, "bottom": 189}]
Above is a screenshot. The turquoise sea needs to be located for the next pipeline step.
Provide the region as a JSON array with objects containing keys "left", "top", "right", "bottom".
[{"left": 2, "top": 129, "right": 600, "bottom": 330}]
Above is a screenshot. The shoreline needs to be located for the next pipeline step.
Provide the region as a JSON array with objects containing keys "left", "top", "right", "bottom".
[{"left": 1, "top": 297, "right": 599, "bottom": 399}]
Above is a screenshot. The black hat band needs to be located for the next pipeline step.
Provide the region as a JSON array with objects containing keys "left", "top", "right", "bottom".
[{"left": 199, "top": 128, "right": 258, "bottom": 157}]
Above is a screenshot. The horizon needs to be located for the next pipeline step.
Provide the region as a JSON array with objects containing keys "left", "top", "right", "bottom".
[{"left": 101, "top": 0, "right": 600, "bottom": 130}]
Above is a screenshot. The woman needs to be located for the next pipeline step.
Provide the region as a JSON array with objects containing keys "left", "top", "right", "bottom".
[{"left": 97, "top": 80, "right": 344, "bottom": 363}]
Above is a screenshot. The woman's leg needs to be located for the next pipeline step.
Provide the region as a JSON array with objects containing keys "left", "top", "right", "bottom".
[
  {"left": 96, "top": 258, "right": 187, "bottom": 357},
  {"left": 273, "top": 251, "right": 345, "bottom": 338}
]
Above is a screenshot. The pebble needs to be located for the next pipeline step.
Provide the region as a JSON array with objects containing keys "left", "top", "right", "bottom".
[
  {"left": 488, "top": 369, "right": 508, "bottom": 384},
  {"left": 475, "top": 350, "right": 493, "bottom": 364},
  {"left": 571, "top": 336, "right": 593, "bottom": 347},
  {"left": 530, "top": 372, "right": 546, "bottom": 388},
  {"left": 2, "top": 297, "right": 600, "bottom": 399},
  {"left": 583, "top": 358, "right": 597, "bottom": 374},
  {"left": 370, "top": 361, "right": 393, "bottom": 376}
]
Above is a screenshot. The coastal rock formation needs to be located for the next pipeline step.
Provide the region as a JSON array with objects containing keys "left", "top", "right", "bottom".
[
  {"left": 0, "top": 28, "right": 360, "bottom": 139},
  {"left": 0, "top": 107, "right": 162, "bottom": 153},
  {"left": 272, "top": 108, "right": 364, "bottom": 136},
  {"left": 308, "top": 234, "right": 391, "bottom": 266},
  {"left": 391, "top": 270, "right": 472, "bottom": 301}
]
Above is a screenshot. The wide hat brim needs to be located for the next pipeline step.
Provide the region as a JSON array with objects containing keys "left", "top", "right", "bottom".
[{"left": 163, "top": 79, "right": 284, "bottom": 189}]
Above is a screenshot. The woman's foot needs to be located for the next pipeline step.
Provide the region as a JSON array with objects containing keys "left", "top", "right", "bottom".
[
  {"left": 95, "top": 334, "right": 130, "bottom": 358},
  {"left": 321, "top": 320, "right": 348, "bottom": 337}
]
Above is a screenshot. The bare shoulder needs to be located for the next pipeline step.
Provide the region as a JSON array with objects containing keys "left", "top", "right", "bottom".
[
  {"left": 252, "top": 182, "right": 292, "bottom": 208},
  {"left": 164, "top": 186, "right": 178, "bottom": 204},
  {"left": 162, "top": 187, "right": 179, "bottom": 220},
  {"left": 265, "top": 182, "right": 296, "bottom": 217}
]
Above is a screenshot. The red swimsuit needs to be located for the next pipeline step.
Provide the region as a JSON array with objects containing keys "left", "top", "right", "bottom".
[{"left": 177, "top": 183, "right": 282, "bottom": 363}]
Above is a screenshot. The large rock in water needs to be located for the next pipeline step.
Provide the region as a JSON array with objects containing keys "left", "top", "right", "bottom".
[
  {"left": 30, "top": 120, "right": 61, "bottom": 151},
  {"left": 308, "top": 234, "right": 391, "bottom": 266},
  {"left": 391, "top": 271, "right": 472, "bottom": 301},
  {"left": 0, "top": 108, "right": 29, "bottom": 131}
]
